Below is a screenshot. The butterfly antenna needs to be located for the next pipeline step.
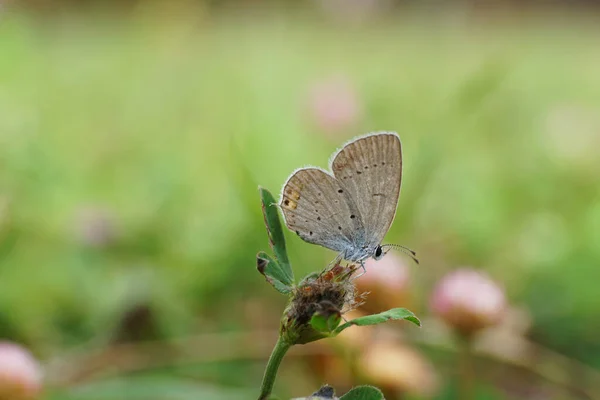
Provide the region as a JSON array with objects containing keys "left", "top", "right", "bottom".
[
  {"left": 383, "top": 244, "right": 419, "bottom": 265},
  {"left": 392, "top": 244, "right": 416, "bottom": 256}
]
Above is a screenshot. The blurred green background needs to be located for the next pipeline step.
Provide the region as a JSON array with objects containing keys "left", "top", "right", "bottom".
[{"left": 1, "top": 1, "right": 600, "bottom": 399}]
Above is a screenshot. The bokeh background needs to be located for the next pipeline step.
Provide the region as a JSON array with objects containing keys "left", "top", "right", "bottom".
[{"left": 1, "top": 1, "right": 600, "bottom": 399}]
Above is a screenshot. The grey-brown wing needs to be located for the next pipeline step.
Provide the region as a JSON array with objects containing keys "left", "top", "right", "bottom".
[
  {"left": 279, "top": 167, "right": 364, "bottom": 253},
  {"left": 329, "top": 132, "right": 402, "bottom": 246}
]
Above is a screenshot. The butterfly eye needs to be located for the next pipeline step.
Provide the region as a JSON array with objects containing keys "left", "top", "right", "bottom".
[{"left": 374, "top": 245, "right": 384, "bottom": 260}]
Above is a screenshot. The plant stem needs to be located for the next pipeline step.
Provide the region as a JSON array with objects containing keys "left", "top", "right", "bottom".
[
  {"left": 458, "top": 335, "right": 474, "bottom": 400},
  {"left": 258, "top": 336, "right": 292, "bottom": 400}
]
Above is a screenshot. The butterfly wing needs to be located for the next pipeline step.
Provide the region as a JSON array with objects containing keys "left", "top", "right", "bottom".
[
  {"left": 330, "top": 132, "right": 402, "bottom": 247},
  {"left": 279, "top": 167, "right": 364, "bottom": 253}
]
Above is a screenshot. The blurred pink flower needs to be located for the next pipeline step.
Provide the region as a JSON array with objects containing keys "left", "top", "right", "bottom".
[
  {"left": 363, "top": 253, "right": 410, "bottom": 289},
  {"left": 0, "top": 342, "right": 43, "bottom": 400},
  {"left": 307, "top": 76, "right": 362, "bottom": 135},
  {"left": 74, "top": 206, "right": 117, "bottom": 248},
  {"left": 360, "top": 341, "right": 439, "bottom": 397},
  {"left": 430, "top": 269, "right": 506, "bottom": 336},
  {"left": 357, "top": 254, "right": 412, "bottom": 312},
  {"left": 317, "top": 0, "right": 392, "bottom": 24}
]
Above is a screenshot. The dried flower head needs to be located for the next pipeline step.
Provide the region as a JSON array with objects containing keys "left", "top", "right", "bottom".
[{"left": 281, "top": 263, "right": 363, "bottom": 344}]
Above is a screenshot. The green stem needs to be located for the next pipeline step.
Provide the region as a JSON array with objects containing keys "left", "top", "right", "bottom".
[
  {"left": 258, "top": 336, "right": 292, "bottom": 400},
  {"left": 458, "top": 336, "right": 474, "bottom": 400}
]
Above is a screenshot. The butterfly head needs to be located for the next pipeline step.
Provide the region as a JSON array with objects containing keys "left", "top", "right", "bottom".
[{"left": 373, "top": 245, "right": 385, "bottom": 261}]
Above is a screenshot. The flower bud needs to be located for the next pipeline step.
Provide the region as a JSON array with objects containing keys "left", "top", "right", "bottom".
[
  {"left": 430, "top": 269, "right": 506, "bottom": 337},
  {"left": 0, "top": 342, "right": 43, "bottom": 400},
  {"left": 292, "top": 384, "right": 338, "bottom": 400}
]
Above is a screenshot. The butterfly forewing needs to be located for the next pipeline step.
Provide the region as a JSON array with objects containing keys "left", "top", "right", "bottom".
[
  {"left": 330, "top": 132, "right": 402, "bottom": 246},
  {"left": 279, "top": 168, "right": 364, "bottom": 253}
]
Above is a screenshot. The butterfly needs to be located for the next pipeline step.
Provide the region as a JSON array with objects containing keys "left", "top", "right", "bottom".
[{"left": 279, "top": 132, "right": 417, "bottom": 271}]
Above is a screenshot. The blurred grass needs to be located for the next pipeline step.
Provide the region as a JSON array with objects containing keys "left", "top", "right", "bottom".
[{"left": 0, "top": 6, "right": 600, "bottom": 399}]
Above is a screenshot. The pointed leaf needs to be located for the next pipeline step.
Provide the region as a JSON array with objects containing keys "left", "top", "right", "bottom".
[
  {"left": 259, "top": 187, "right": 293, "bottom": 283},
  {"left": 339, "top": 386, "right": 384, "bottom": 400},
  {"left": 333, "top": 308, "right": 420, "bottom": 335},
  {"left": 256, "top": 252, "right": 292, "bottom": 294}
]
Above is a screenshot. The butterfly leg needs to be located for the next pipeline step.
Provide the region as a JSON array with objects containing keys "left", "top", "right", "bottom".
[{"left": 351, "top": 261, "right": 367, "bottom": 280}]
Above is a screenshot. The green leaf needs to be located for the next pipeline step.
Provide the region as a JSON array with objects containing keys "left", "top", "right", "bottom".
[
  {"left": 259, "top": 187, "right": 294, "bottom": 284},
  {"left": 339, "top": 386, "right": 384, "bottom": 400},
  {"left": 256, "top": 252, "right": 292, "bottom": 294},
  {"left": 309, "top": 303, "right": 342, "bottom": 333},
  {"left": 333, "top": 308, "right": 420, "bottom": 335}
]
